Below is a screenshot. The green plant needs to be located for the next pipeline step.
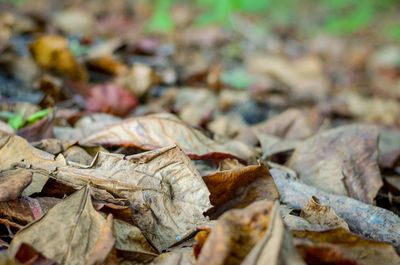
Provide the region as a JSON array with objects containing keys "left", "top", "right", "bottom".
[{"left": 0, "top": 108, "right": 50, "bottom": 131}]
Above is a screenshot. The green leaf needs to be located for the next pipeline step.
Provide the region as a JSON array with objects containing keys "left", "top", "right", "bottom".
[
  {"left": 221, "top": 69, "right": 255, "bottom": 90},
  {"left": 8, "top": 109, "right": 25, "bottom": 131},
  {"left": 26, "top": 109, "right": 50, "bottom": 123},
  {"left": 147, "top": 0, "right": 174, "bottom": 32}
]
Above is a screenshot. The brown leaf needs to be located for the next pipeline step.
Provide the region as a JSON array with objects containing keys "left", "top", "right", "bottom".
[
  {"left": 240, "top": 202, "right": 306, "bottom": 265},
  {"left": 300, "top": 196, "right": 349, "bottom": 230},
  {"left": 87, "top": 56, "right": 128, "bottom": 76},
  {"left": 0, "top": 197, "right": 61, "bottom": 225},
  {"left": 203, "top": 163, "right": 279, "bottom": 216},
  {"left": 20, "top": 146, "right": 211, "bottom": 252},
  {"left": 81, "top": 113, "right": 256, "bottom": 163},
  {"left": 115, "top": 63, "right": 160, "bottom": 97},
  {"left": 195, "top": 200, "right": 274, "bottom": 265},
  {"left": 85, "top": 214, "right": 117, "bottom": 265},
  {"left": 8, "top": 184, "right": 108, "bottom": 265},
  {"left": 0, "top": 170, "right": 32, "bottom": 202},
  {"left": 292, "top": 228, "right": 400, "bottom": 265},
  {"left": 0, "top": 134, "right": 64, "bottom": 196},
  {"left": 287, "top": 124, "right": 382, "bottom": 204},
  {"left": 151, "top": 252, "right": 194, "bottom": 265},
  {"left": 29, "top": 35, "right": 87, "bottom": 81},
  {"left": 294, "top": 239, "right": 360, "bottom": 265},
  {"left": 15, "top": 243, "right": 58, "bottom": 265},
  {"left": 236, "top": 108, "right": 312, "bottom": 146},
  {"left": 85, "top": 83, "right": 138, "bottom": 117}
]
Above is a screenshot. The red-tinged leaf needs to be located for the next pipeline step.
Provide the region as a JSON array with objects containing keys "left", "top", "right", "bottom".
[{"left": 85, "top": 83, "right": 138, "bottom": 117}]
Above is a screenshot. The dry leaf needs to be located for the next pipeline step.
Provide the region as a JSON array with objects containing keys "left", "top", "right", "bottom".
[
  {"left": 29, "top": 35, "right": 87, "bottom": 81},
  {"left": 15, "top": 243, "right": 58, "bottom": 265},
  {"left": 203, "top": 163, "right": 279, "bottom": 216},
  {"left": 294, "top": 239, "right": 360, "bottom": 265},
  {"left": 241, "top": 202, "right": 306, "bottom": 265},
  {"left": 292, "top": 228, "right": 400, "bottom": 265},
  {"left": 0, "top": 197, "right": 61, "bottom": 225},
  {"left": 115, "top": 63, "right": 160, "bottom": 97},
  {"left": 151, "top": 251, "right": 194, "bottom": 265},
  {"left": 87, "top": 56, "right": 128, "bottom": 76},
  {"left": 195, "top": 200, "right": 274, "bottom": 265},
  {"left": 300, "top": 196, "right": 349, "bottom": 230},
  {"left": 256, "top": 133, "right": 298, "bottom": 159},
  {"left": 0, "top": 170, "right": 32, "bottom": 202},
  {"left": 270, "top": 168, "right": 400, "bottom": 251},
  {"left": 287, "top": 124, "right": 382, "bottom": 204},
  {"left": 81, "top": 113, "right": 256, "bottom": 163},
  {"left": 0, "top": 133, "right": 64, "bottom": 196},
  {"left": 22, "top": 146, "right": 211, "bottom": 252},
  {"left": 8, "top": 184, "right": 110, "bottom": 265},
  {"left": 85, "top": 214, "right": 117, "bottom": 265}
]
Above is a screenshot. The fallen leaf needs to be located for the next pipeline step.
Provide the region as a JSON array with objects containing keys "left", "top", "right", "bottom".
[
  {"left": 87, "top": 55, "right": 128, "bottom": 76},
  {"left": 378, "top": 128, "right": 400, "bottom": 169},
  {"left": 300, "top": 196, "right": 349, "bottom": 230},
  {"left": 81, "top": 113, "right": 257, "bottom": 163},
  {"left": 256, "top": 133, "right": 298, "bottom": 160},
  {"left": 287, "top": 124, "right": 382, "bottom": 204},
  {"left": 0, "top": 133, "right": 64, "bottom": 196},
  {"left": 195, "top": 200, "right": 274, "bottom": 265},
  {"left": 21, "top": 146, "right": 211, "bottom": 251},
  {"left": 8, "top": 184, "right": 110, "bottom": 265},
  {"left": 0, "top": 197, "right": 61, "bottom": 225},
  {"left": 85, "top": 214, "right": 117, "bottom": 265},
  {"left": 0, "top": 170, "right": 32, "bottom": 202},
  {"left": 53, "top": 113, "right": 121, "bottom": 141},
  {"left": 115, "top": 63, "right": 160, "bottom": 97},
  {"left": 85, "top": 83, "right": 138, "bottom": 117},
  {"left": 15, "top": 243, "right": 58, "bottom": 265},
  {"left": 203, "top": 163, "right": 279, "bottom": 216},
  {"left": 292, "top": 228, "right": 400, "bottom": 265},
  {"left": 29, "top": 35, "right": 87, "bottom": 81},
  {"left": 240, "top": 202, "right": 306, "bottom": 265},
  {"left": 270, "top": 167, "right": 400, "bottom": 251},
  {"left": 151, "top": 251, "right": 194, "bottom": 265},
  {"left": 294, "top": 239, "right": 360, "bottom": 265}
]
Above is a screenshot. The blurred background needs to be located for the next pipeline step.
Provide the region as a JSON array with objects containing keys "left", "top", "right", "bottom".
[{"left": 0, "top": 0, "right": 399, "bottom": 136}]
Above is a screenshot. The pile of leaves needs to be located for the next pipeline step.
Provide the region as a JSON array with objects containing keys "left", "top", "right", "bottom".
[{"left": 1, "top": 0, "right": 400, "bottom": 264}]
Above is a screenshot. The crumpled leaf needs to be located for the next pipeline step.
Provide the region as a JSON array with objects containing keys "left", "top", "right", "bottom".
[
  {"left": 287, "top": 124, "right": 382, "bottom": 204},
  {"left": 195, "top": 200, "right": 274, "bottom": 265},
  {"left": 0, "top": 170, "right": 32, "bottom": 202},
  {"left": 81, "top": 113, "right": 257, "bottom": 163},
  {"left": 240, "top": 202, "right": 306, "bottom": 265},
  {"left": 203, "top": 162, "right": 279, "bottom": 216},
  {"left": 270, "top": 167, "right": 400, "bottom": 251},
  {"left": 21, "top": 146, "right": 211, "bottom": 252},
  {"left": 8, "top": 184, "right": 111, "bottom": 265},
  {"left": 300, "top": 196, "right": 349, "bottom": 230},
  {"left": 85, "top": 83, "right": 138, "bottom": 117},
  {"left": 293, "top": 228, "right": 400, "bottom": 265},
  {"left": 0, "top": 133, "right": 64, "bottom": 196},
  {"left": 29, "top": 35, "right": 87, "bottom": 81}
]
